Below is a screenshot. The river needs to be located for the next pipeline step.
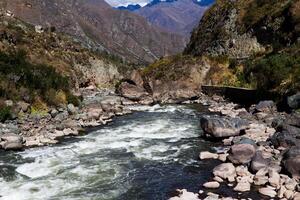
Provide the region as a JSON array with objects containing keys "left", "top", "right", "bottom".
[{"left": 0, "top": 104, "right": 261, "bottom": 200}]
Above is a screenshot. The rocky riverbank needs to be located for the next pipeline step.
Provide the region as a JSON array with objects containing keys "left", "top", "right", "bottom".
[
  {"left": 1, "top": 80, "right": 299, "bottom": 200},
  {"left": 170, "top": 95, "right": 300, "bottom": 200},
  {"left": 0, "top": 88, "right": 135, "bottom": 150}
]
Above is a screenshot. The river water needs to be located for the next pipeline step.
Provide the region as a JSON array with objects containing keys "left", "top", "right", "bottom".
[{"left": 0, "top": 104, "right": 260, "bottom": 200}]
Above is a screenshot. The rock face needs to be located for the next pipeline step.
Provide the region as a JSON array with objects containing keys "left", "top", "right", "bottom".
[
  {"left": 200, "top": 115, "right": 249, "bottom": 138},
  {"left": 118, "top": 82, "right": 150, "bottom": 101},
  {"left": 119, "top": 57, "right": 212, "bottom": 103},
  {"left": 2, "top": 0, "right": 186, "bottom": 64},
  {"left": 185, "top": 0, "right": 300, "bottom": 59},
  {"left": 185, "top": 1, "right": 264, "bottom": 58},
  {"left": 228, "top": 143, "right": 256, "bottom": 164}
]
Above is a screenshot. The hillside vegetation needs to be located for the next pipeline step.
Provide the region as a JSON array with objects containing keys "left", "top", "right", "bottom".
[{"left": 0, "top": 14, "right": 131, "bottom": 120}]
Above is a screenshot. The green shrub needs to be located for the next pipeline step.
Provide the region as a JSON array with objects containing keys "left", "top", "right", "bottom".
[
  {"left": 0, "top": 50, "right": 72, "bottom": 106},
  {"left": 0, "top": 106, "right": 12, "bottom": 122},
  {"left": 243, "top": 52, "right": 300, "bottom": 94},
  {"left": 66, "top": 93, "right": 81, "bottom": 107}
]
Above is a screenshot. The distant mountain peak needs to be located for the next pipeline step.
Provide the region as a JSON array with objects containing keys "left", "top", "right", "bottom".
[
  {"left": 145, "top": 0, "right": 177, "bottom": 7},
  {"left": 117, "top": 4, "right": 141, "bottom": 11},
  {"left": 116, "top": 0, "right": 214, "bottom": 11},
  {"left": 193, "top": 0, "right": 215, "bottom": 6}
]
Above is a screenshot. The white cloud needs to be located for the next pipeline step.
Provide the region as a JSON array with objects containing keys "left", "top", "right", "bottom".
[{"left": 104, "top": 0, "right": 150, "bottom": 7}]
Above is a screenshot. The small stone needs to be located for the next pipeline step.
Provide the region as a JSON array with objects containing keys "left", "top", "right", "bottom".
[
  {"left": 236, "top": 165, "right": 251, "bottom": 177},
  {"left": 294, "top": 192, "right": 300, "bottom": 200},
  {"left": 206, "top": 192, "right": 219, "bottom": 199},
  {"left": 17, "top": 101, "right": 30, "bottom": 112},
  {"left": 223, "top": 137, "right": 233, "bottom": 146},
  {"left": 199, "top": 151, "right": 219, "bottom": 160},
  {"left": 258, "top": 187, "right": 277, "bottom": 198},
  {"left": 4, "top": 100, "right": 13, "bottom": 107},
  {"left": 278, "top": 185, "right": 287, "bottom": 198},
  {"left": 268, "top": 170, "right": 280, "bottom": 188},
  {"left": 169, "top": 189, "right": 200, "bottom": 200},
  {"left": 203, "top": 181, "right": 220, "bottom": 189},
  {"left": 218, "top": 153, "right": 228, "bottom": 162},
  {"left": 254, "top": 175, "right": 268, "bottom": 186},
  {"left": 213, "top": 176, "right": 224, "bottom": 183},
  {"left": 50, "top": 109, "right": 59, "bottom": 118},
  {"left": 256, "top": 167, "right": 268, "bottom": 176},
  {"left": 285, "top": 178, "right": 298, "bottom": 191},
  {"left": 284, "top": 190, "right": 294, "bottom": 199},
  {"left": 234, "top": 180, "right": 251, "bottom": 192},
  {"left": 213, "top": 163, "right": 236, "bottom": 182},
  {"left": 67, "top": 104, "right": 77, "bottom": 115}
]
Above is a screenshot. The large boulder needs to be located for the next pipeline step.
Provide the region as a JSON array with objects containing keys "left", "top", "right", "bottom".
[
  {"left": 282, "top": 146, "right": 300, "bottom": 179},
  {"left": 288, "top": 93, "right": 300, "bottom": 109},
  {"left": 270, "top": 113, "right": 300, "bottom": 148},
  {"left": 200, "top": 115, "right": 249, "bottom": 138},
  {"left": 255, "top": 100, "right": 277, "bottom": 113},
  {"left": 251, "top": 151, "right": 271, "bottom": 172},
  {"left": 270, "top": 130, "right": 299, "bottom": 148},
  {"left": 0, "top": 133, "right": 23, "bottom": 150},
  {"left": 117, "top": 82, "right": 150, "bottom": 101},
  {"left": 228, "top": 143, "right": 256, "bottom": 164}
]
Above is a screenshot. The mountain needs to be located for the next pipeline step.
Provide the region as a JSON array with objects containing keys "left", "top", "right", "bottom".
[
  {"left": 133, "top": 0, "right": 211, "bottom": 36},
  {"left": 1, "top": 0, "right": 186, "bottom": 64},
  {"left": 131, "top": 0, "right": 300, "bottom": 103}
]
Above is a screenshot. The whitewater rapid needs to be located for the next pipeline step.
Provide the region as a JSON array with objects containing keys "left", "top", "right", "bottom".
[{"left": 0, "top": 105, "right": 212, "bottom": 200}]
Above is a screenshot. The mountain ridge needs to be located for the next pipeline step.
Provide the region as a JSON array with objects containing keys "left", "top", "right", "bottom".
[
  {"left": 1, "top": 0, "right": 186, "bottom": 64},
  {"left": 134, "top": 0, "right": 211, "bottom": 36}
]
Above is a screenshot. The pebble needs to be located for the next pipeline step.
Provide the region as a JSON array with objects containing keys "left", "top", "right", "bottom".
[
  {"left": 258, "top": 187, "right": 277, "bottom": 198},
  {"left": 199, "top": 151, "right": 219, "bottom": 160},
  {"left": 203, "top": 181, "right": 220, "bottom": 189},
  {"left": 213, "top": 176, "right": 224, "bottom": 183}
]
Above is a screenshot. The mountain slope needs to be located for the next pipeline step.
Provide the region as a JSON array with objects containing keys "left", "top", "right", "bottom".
[
  {"left": 136, "top": 0, "right": 300, "bottom": 101},
  {"left": 134, "top": 0, "right": 210, "bottom": 36},
  {"left": 1, "top": 0, "right": 186, "bottom": 64},
  {"left": 0, "top": 11, "right": 132, "bottom": 110}
]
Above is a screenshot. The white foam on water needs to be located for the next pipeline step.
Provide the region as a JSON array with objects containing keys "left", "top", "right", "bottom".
[{"left": 0, "top": 105, "right": 200, "bottom": 200}]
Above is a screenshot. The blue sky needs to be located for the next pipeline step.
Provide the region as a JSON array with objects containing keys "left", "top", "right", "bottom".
[{"left": 104, "top": 0, "right": 150, "bottom": 7}]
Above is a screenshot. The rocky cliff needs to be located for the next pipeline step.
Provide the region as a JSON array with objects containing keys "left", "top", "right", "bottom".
[
  {"left": 185, "top": 0, "right": 300, "bottom": 59},
  {"left": 0, "top": 0, "right": 186, "bottom": 64}
]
